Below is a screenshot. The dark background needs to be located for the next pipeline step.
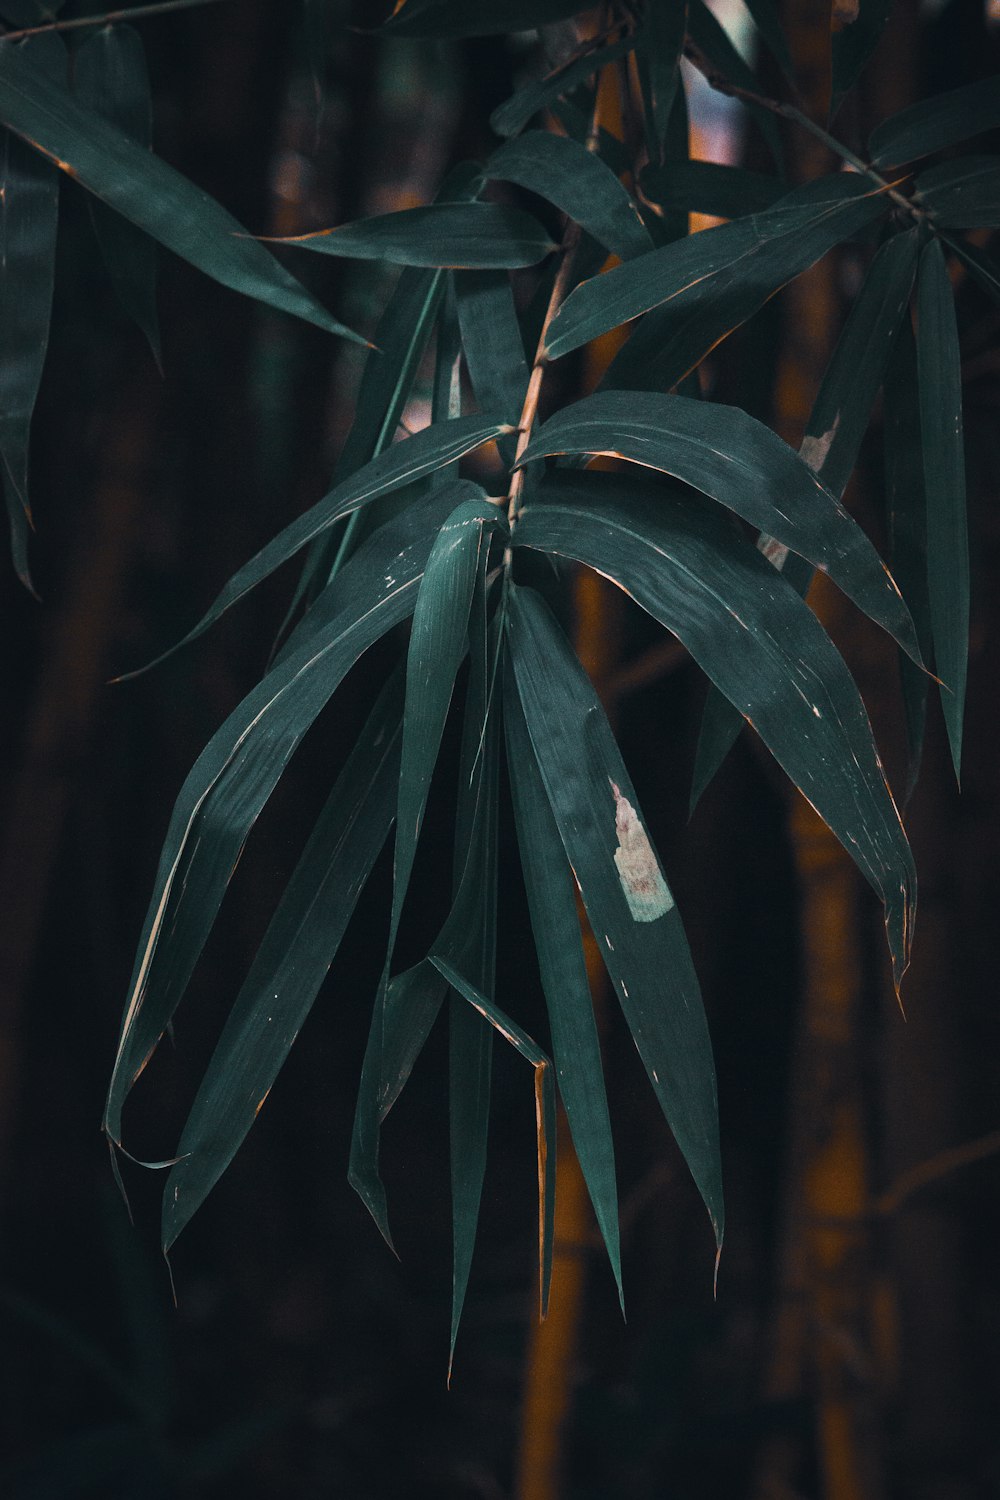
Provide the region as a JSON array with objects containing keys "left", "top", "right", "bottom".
[{"left": 1, "top": 1, "right": 999, "bottom": 1496}]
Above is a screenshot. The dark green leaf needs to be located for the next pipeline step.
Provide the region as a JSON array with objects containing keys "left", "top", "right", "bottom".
[
  {"left": 550, "top": 96, "right": 632, "bottom": 178},
  {"left": 432, "top": 277, "right": 463, "bottom": 436},
  {"left": 0, "top": 34, "right": 62, "bottom": 591},
  {"left": 916, "top": 155, "right": 1000, "bottom": 228},
  {"left": 916, "top": 236, "right": 968, "bottom": 779},
  {"left": 690, "top": 229, "right": 919, "bottom": 806},
  {"left": 161, "top": 669, "right": 405, "bottom": 1253},
  {"left": 505, "top": 677, "right": 622, "bottom": 1304},
  {"left": 544, "top": 176, "right": 889, "bottom": 379},
  {"left": 513, "top": 473, "right": 916, "bottom": 988},
  {"left": 831, "top": 0, "right": 892, "bottom": 120},
  {"left": 869, "top": 72, "right": 1000, "bottom": 169},
  {"left": 0, "top": 40, "right": 361, "bottom": 342},
  {"left": 641, "top": 0, "right": 687, "bottom": 163},
  {"left": 122, "top": 414, "right": 513, "bottom": 676},
  {"left": 943, "top": 233, "right": 1000, "bottom": 305},
  {"left": 639, "top": 159, "right": 786, "bottom": 219},
  {"left": 687, "top": 0, "right": 783, "bottom": 169},
  {"left": 884, "top": 314, "right": 931, "bottom": 805},
  {"left": 507, "top": 584, "right": 724, "bottom": 1248},
  {"left": 519, "top": 389, "right": 920, "bottom": 661},
  {"left": 490, "top": 31, "right": 637, "bottom": 140},
  {"left": 383, "top": 0, "right": 586, "bottom": 37},
  {"left": 743, "top": 0, "right": 795, "bottom": 84},
  {"left": 73, "top": 25, "right": 161, "bottom": 365},
  {"left": 454, "top": 269, "right": 528, "bottom": 464},
  {"left": 271, "top": 202, "right": 556, "bottom": 270},
  {"left": 486, "top": 131, "right": 654, "bottom": 261},
  {"left": 104, "top": 488, "right": 477, "bottom": 1148}
]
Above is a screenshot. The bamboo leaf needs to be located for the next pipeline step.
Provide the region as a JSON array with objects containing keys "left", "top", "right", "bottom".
[
  {"left": 687, "top": 0, "right": 783, "bottom": 168},
  {"left": 485, "top": 131, "right": 654, "bottom": 261},
  {"left": 104, "top": 490, "right": 477, "bottom": 1149},
  {"left": 519, "top": 389, "right": 920, "bottom": 661},
  {"left": 0, "top": 33, "right": 63, "bottom": 590},
  {"left": 742, "top": 0, "right": 795, "bottom": 84},
  {"left": 544, "top": 176, "right": 889, "bottom": 376},
  {"left": 121, "top": 414, "right": 512, "bottom": 676},
  {"left": 916, "top": 155, "right": 1000, "bottom": 228},
  {"left": 383, "top": 0, "right": 586, "bottom": 37},
  {"left": 507, "top": 584, "right": 724, "bottom": 1249},
  {"left": 943, "top": 233, "right": 1000, "bottom": 305},
  {"left": 831, "top": 0, "right": 892, "bottom": 120},
  {"left": 639, "top": 0, "right": 686, "bottom": 163},
  {"left": 917, "top": 236, "right": 968, "bottom": 780},
  {"left": 689, "top": 228, "right": 919, "bottom": 807},
  {"left": 513, "top": 473, "right": 916, "bottom": 988},
  {"left": 490, "top": 32, "right": 637, "bottom": 140},
  {"left": 431, "top": 277, "right": 463, "bottom": 437},
  {"left": 505, "top": 677, "right": 622, "bottom": 1305},
  {"left": 455, "top": 269, "right": 528, "bottom": 464},
  {"left": 639, "top": 159, "right": 786, "bottom": 219},
  {"left": 73, "top": 25, "right": 160, "bottom": 365},
  {"left": 884, "top": 314, "right": 931, "bottom": 805},
  {"left": 161, "top": 668, "right": 406, "bottom": 1253},
  {"left": 0, "top": 40, "right": 362, "bottom": 343},
  {"left": 270, "top": 202, "right": 557, "bottom": 270},
  {"left": 869, "top": 72, "right": 1000, "bottom": 169}
]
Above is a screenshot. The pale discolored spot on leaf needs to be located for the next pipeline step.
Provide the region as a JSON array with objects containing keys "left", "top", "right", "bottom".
[
  {"left": 799, "top": 413, "right": 840, "bottom": 474},
  {"left": 609, "top": 780, "right": 673, "bottom": 922},
  {"left": 832, "top": 0, "right": 861, "bottom": 23}
]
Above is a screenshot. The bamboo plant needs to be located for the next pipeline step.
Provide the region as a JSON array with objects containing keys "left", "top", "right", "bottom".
[{"left": 1, "top": 0, "right": 997, "bottom": 1371}]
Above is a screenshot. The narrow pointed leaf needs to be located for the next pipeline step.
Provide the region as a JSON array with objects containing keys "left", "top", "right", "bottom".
[
  {"left": 640, "top": 0, "right": 686, "bottom": 161},
  {"left": 485, "top": 131, "right": 654, "bottom": 261},
  {"left": 917, "top": 236, "right": 968, "bottom": 780},
  {"left": 489, "top": 32, "right": 637, "bottom": 140},
  {"left": 0, "top": 41, "right": 361, "bottom": 342},
  {"left": 271, "top": 202, "right": 556, "bottom": 270},
  {"left": 884, "top": 315, "right": 932, "bottom": 804},
  {"left": 122, "top": 414, "right": 512, "bottom": 676},
  {"left": 432, "top": 955, "right": 556, "bottom": 1334},
  {"left": 455, "top": 269, "right": 528, "bottom": 464},
  {"left": 507, "top": 584, "right": 723, "bottom": 1247},
  {"left": 687, "top": 0, "right": 783, "bottom": 168},
  {"left": 690, "top": 229, "right": 919, "bottom": 806},
  {"left": 513, "top": 473, "right": 916, "bottom": 987},
  {"left": 520, "top": 389, "right": 920, "bottom": 661},
  {"left": 869, "top": 72, "right": 1000, "bottom": 168},
  {"left": 383, "top": 0, "right": 586, "bottom": 37},
  {"left": 161, "top": 669, "right": 405, "bottom": 1253},
  {"left": 743, "top": 0, "right": 795, "bottom": 84},
  {"left": 0, "top": 34, "right": 63, "bottom": 589},
  {"left": 73, "top": 25, "right": 161, "bottom": 364},
  {"left": 640, "top": 159, "right": 786, "bottom": 219},
  {"left": 943, "top": 233, "right": 1000, "bottom": 306},
  {"left": 544, "top": 176, "right": 888, "bottom": 372},
  {"left": 104, "top": 494, "right": 470, "bottom": 1147},
  {"left": 831, "top": 0, "right": 892, "bottom": 119},
  {"left": 431, "top": 277, "right": 463, "bottom": 438},
  {"left": 916, "top": 155, "right": 1000, "bottom": 228},
  {"left": 505, "top": 679, "right": 622, "bottom": 1303}
]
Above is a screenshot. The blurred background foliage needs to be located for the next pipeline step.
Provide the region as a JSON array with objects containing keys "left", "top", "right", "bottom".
[{"left": 1, "top": 0, "right": 1000, "bottom": 1496}]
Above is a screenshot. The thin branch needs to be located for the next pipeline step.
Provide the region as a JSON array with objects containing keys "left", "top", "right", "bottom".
[
  {"left": 1, "top": 0, "right": 231, "bottom": 43},
  {"left": 873, "top": 1126, "right": 1000, "bottom": 1218}
]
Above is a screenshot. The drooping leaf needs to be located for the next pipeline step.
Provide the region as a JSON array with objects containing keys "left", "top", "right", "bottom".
[
  {"left": 0, "top": 34, "right": 62, "bottom": 590},
  {"left": 104, "top": 489, "right": 478, "bottom": 1149},
  {"left": 431, "top": 955, "right": 555, "bottom": 1340},
  {"left": 490, "top": 31, "right": 637, "bottom": 140},
  {"left": 382, "top": 0, "right": 586, "bottom": 37},
  {"left": 519, "top": 389, "right": 920, "bottom": 661},
  {"left": 943, "top": 233, "right": 1000, "bottom": 305},
  {"left": 269, "top": 202, "right": 557, "bottom": 270},
  {"left": 161, "top": 668, "right": 406, "bottom": 1253},
  {"left": 689, "top": 228, "right": 919, "bottom": 806},
  {"left": 543, "top": 176, "right": 889, "bottom": 380},
  {"left": 831, "top": 0, "right": 892, "bottom": 120},
  {"left": 916, "top": 236, "right": 968, "bottom": 780},
  {"left": 687, "top": 0, "right": 783, "bottom": 169},
  {"left": 869, "top": 72, "right": 1000, "bottom": 169},
  {"left": 485, "top": 131, "right": 654, "bottom": 262},
  {"left": 916, "top": 155, "right": 1000, "bottom": 228},
  {"left": 432, "top": 277, "right": 463, "bottom": 438},
  {"left": 454, "top": 269, "right": 528, "bottom": 463},
  {"left": 513, "top": 473, "right": 916, "bottom": 987},
  {"left": 505, "top": 678, "right": 622, "bottom": 1304},
  {"left": 73, "top": 25, "right": 161, "bottom": 365},
  {"left": 0, "top": 42, "right": 363, "bottom": 342},
  {"left": 638, "top": 0, "right": 686, "bottom": 164},
  {"left": 121, "top": 413, "right": 512, "bottom": 676},
  {"left": 507, "top": 584, "right": 724, "bottom": 1248},
  {"left": 883, "top": 314, "right": 932, "bottom": 805},
  {"left": 639, "top": 159, "right": 786, "bottom": 219}
]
